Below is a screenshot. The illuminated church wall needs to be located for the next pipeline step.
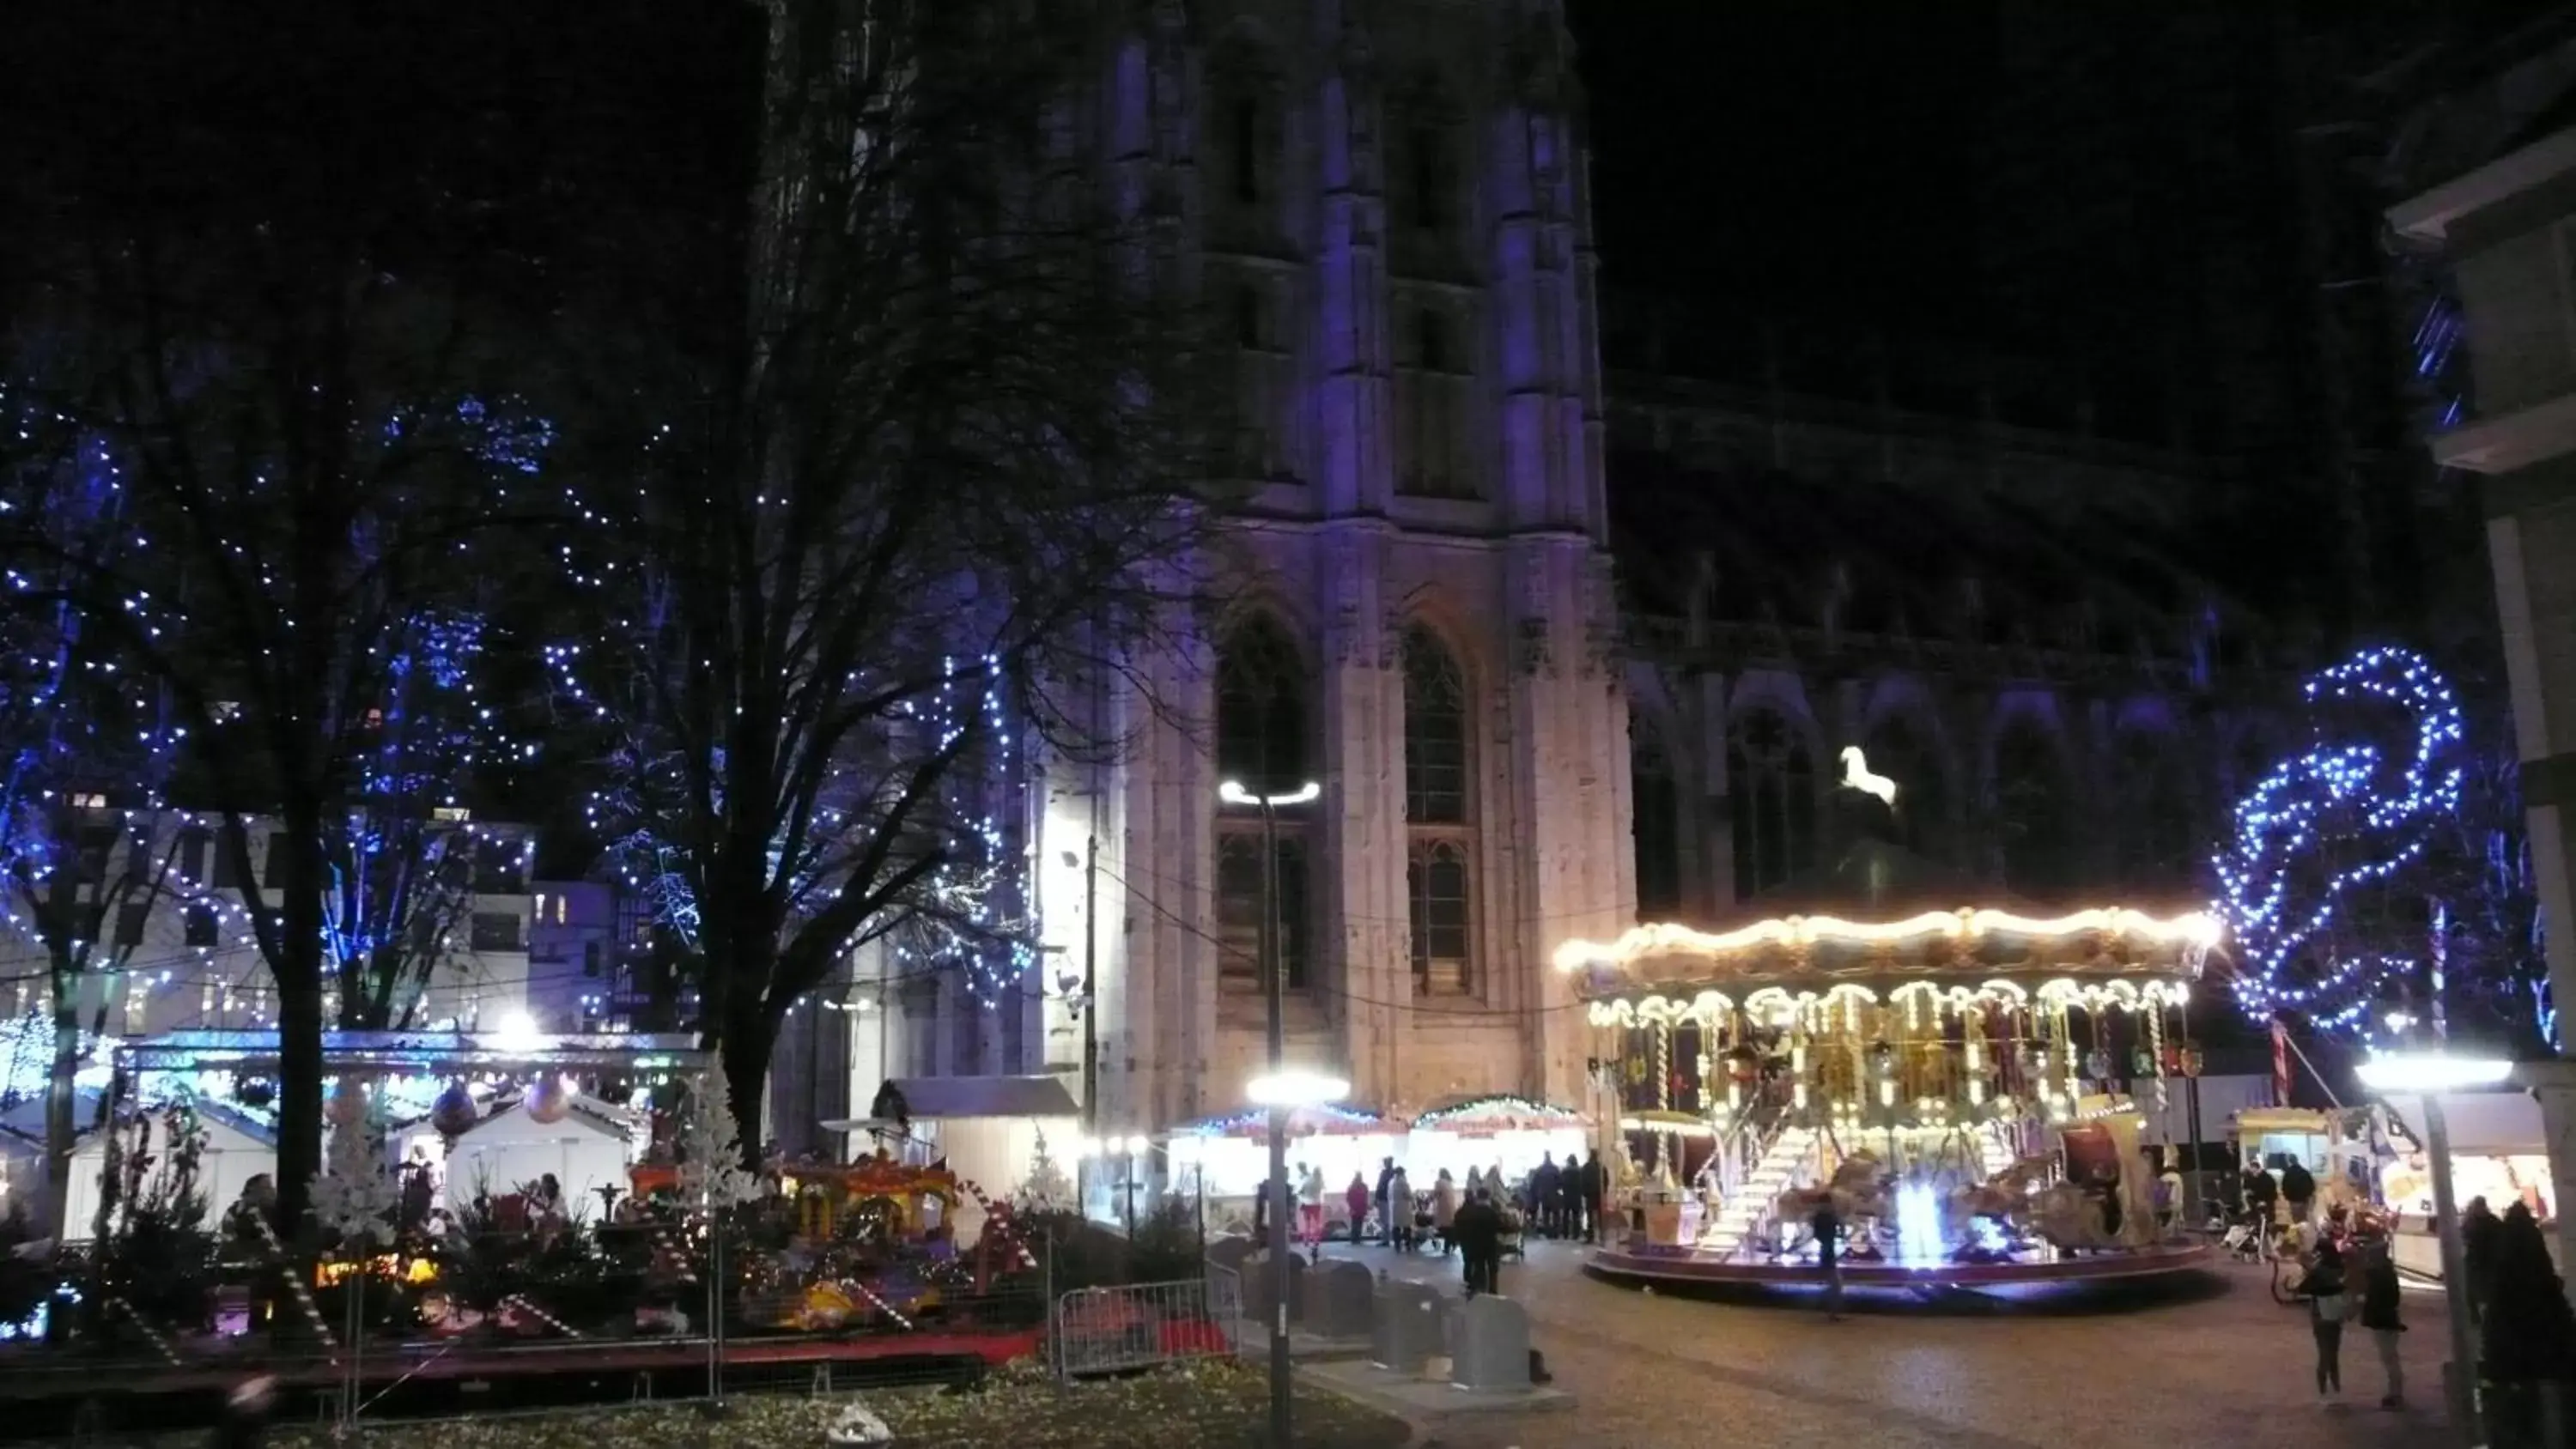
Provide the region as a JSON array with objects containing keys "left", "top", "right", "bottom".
[{"left": 858, "top": 0, "right": 1632, "bottom": 1132}]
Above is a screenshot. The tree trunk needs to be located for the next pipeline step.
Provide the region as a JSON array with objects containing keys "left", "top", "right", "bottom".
[
  {"left": 42, "top": 959, "right": 82, "bottom": 1240},
  {"left": 723, "top": 1016, "right": 773, "bottom": 1172},
  {"left": 270, "top": 819, "right": 332, "bottom": 1239}
]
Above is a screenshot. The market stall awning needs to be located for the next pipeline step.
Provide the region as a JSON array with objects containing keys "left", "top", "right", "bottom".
[
  {"left": 882, "top": 1075, "right": 1079, "bottom": 1120},
  {"left": 1409, "top": 1094, "right": 1588, "bottom": 1136},
  {"left": 109, "top": 1029, "right": 706, "bottom": 1073},
  {"left": 1174, "top": 1103, "right": 1399, "bottom": 1139}
]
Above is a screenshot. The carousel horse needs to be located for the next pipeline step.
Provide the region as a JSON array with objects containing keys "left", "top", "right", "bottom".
[{"left": 2030, "top": 1181, "right": 2114, "bottom": 1251}]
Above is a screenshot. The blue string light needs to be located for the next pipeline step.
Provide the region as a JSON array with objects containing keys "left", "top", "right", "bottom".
[{"left": 2213, "top": 646, "right": 2464, "bottom": 1037}]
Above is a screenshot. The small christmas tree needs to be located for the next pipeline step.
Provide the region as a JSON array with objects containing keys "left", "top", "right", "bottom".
[
  {"left": 677, "top": 1054, "right": 756, "bottom": 1213},
  {"left": 313, "top": 1078, "right": 396, "bottom": 1249},
  {"left": 1016, "top": 1130, "right": 1072, "bottom": 1214}
]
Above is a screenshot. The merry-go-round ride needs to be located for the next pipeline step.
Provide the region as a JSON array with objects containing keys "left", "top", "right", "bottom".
[{"left": 1558, "top": 766, "right": 2226, "bottom": 1296}]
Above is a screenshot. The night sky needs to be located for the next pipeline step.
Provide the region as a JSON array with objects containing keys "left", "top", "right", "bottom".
[{"left": 1569, "top": 1, "right": 1995, "bottom": 336}]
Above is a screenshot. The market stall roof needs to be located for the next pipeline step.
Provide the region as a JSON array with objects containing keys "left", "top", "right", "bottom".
[
  {"left": 1174, "top": 1102, "right": 1399, "bottom": 1138},
  {"left": 821, "top": 1075, "right": 1078, "bottom": 1127},
  {"left": 109, "top": 1029, "right": 706, "bottom": 1074},
  {"left": 2399, "top": 1091, "right": 2542, "bottom": 1157},
  {"left": 1409, "top": 1094, "right": 1588, "bottom": 1133}
]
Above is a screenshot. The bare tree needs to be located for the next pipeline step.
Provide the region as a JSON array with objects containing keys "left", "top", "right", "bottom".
[
  {"left": 566, "top": 0, "right": 1223, "bottom": 1152},
  {"left": 0, "top": 3, "right": 580, "bottom": 1230}
]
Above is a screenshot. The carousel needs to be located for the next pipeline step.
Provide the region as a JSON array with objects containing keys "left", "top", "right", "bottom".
[{"left": 1560, "top": 755, "right": 2224, "bottom": 1294}]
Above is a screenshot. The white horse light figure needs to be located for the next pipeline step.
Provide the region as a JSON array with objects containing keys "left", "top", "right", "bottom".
[{"left": 1838, "top": 746, "right": 1898, "bottom": 809}]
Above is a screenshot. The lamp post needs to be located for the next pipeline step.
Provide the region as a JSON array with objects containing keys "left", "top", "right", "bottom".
[
  {"left": 1247, "top": 1067, "right": 1347, "bottom": 1447},
  {"left": 1221, "top": 776, "right": 1322, "bottom": 1449},
  {"left": 2355, "top": 1050, "right": 2514, "bottom": 1444}
]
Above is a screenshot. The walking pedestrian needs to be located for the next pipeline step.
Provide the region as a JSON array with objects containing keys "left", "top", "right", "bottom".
[
  {"left": 1431, "top": 1168, "right": 1461, "bottom": 1258},
  {"left": 1343, "top": 1172, "right": 1370, "bottom": 1245},
  {"left": 1811, "top": 1195, "right": 1844, "bottom": 1320},
  {"left": 1452, "top": 1187, "right": 1504, "bottom": 1295},
  {"left": 1388, "top": 1163, "right": 1415, "bottom": 1252},
  {"left": 1374, "top": 1156, "right": 1398, "bottom": 1245},
  {"left": 2358, "top": 1239, "right": 2406, "bottom": 1409},
  {"left": 2305, "top": 1240, "right": 2349, "bottom": 1404},
  {"left": 1296, "top": 1162, "right": 1326, "bottom": 1248},
  {"left": 1577, "top": 1150, "right": 1602, "bottom": 1243}
]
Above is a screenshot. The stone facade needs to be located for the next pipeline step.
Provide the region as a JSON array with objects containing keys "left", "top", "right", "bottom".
[{"left": 837, "top": 0, "right": 2297, "bottom": 1141}]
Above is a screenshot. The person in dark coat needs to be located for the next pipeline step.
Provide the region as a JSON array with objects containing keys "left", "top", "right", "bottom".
[
  {"left": 2359, "top": 1239, "right": 2407, "bottom": 1409},
  {"left": 2477, "top": 1202, "right": 2576, "bottom": 1443},
  {"left": 1450, "top": 1188, "right": 1504, "bottom": 1296},
  {"left": 1811, "top": 1196, "right": 1844, "bottom": 1320},
  {"left": 2462, "top": 1196, "right": 2503, "bottom": 1324},
  {"left": 1529, "top": 1154, "right": 1562, "bottom": 1239},
  {"left": 1574, "top": 1151, "right": 1601, "bottom": 1242},
  {"left": 1374, "top": 1156, "right": 1399, "bottom": 1245},
  {"left": 2280, "top": 1159, "right": 2317, "bottom": 1225}
]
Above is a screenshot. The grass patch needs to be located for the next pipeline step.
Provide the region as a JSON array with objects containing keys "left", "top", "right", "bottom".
[{"left": 256, "top": 1361, "right": 1411, "bottom": 1449}]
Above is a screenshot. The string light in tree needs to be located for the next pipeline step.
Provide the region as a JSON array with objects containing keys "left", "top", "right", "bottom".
[{"left": 2213, "top": 646, "right": 2464, "bottom": 1037}]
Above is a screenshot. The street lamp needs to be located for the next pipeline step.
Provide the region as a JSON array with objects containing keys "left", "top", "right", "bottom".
[
  {"left": 2354, "top": 1050, "right": 2514, "bottom": 1441},
  {"left": 1244, "top": 1066, "right": 1347, "bottom": 1449},
  {"left": 1225, "top": 764, "right": 1325, "bottom": 1449}
]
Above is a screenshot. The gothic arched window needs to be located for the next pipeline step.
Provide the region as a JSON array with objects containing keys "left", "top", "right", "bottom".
[
  {"left": 1631, "top": 719, "right": 1682, "bottom": 918},
  {"left": 1206, "top": 54, "right": 1285, "bottom": 253},
  {"left": 1385, "top": 73, "right": 1465, "bottom": 276},
  {"left": 1994, "top": 717, "right": 2078, "bottom": 901},
  {"left": 1728, "top": 707, "right": 1816, "bottom": 901},
  {"left": 2114, "top": 728, "right": 2195, "bottom": 890},
  {"left": 1404, "top": 628, "right": 1475, "bottom": 995},
  {"left": 1215, "top": 615, "right": 1310, "bottom": 989},
  {"left": 1860, "top": 712, "right": 1947, "bottom": 863},
  {"left": 1216, "top": 615, "right": 1308, "bottom": 793}
]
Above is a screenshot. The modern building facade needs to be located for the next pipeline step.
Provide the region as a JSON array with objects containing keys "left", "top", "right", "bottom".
[
  {"left": 0, "top": 809, "right": 538, "bottom": 1052},
  {"left": 2391, "top": 46, "right": 2576, "bottom": 1283}
]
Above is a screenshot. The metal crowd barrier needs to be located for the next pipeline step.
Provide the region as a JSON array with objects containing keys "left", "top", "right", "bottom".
[{"left": 1048, "top": 1274, "right": 1237, "bottom": 1380}]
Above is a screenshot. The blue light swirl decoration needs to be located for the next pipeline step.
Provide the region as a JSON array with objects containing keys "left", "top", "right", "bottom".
[{"left": 2213, "top": 646, "right": 2464, "bottom": 1038}]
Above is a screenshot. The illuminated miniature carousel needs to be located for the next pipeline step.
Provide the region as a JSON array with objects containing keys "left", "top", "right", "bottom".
[{"left": 1560, "top": 753, "right": 2223, "bottom": 1293}]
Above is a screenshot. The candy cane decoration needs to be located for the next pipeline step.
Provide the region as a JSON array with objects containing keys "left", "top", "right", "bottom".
[
  {"left": 501, "top": 1294, "right": 585, "bottom": 1338},
  {"left": 112, "top": 1298, "right": 184, "bottom": 1367},
  {"left": 957, "top": 1179, "right": 1036, "bottom": 1269},
  {"left": 252, "top": 1216, "right": 337, "bottom": 1349},
  {"left": 844, "top": 1277, "right": 915, "bottom": 1331}
]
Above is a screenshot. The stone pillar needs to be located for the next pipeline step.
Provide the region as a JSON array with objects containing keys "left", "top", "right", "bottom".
[
  {"left": 1697, "top": 672, "right": 1736, "bottom": 908},
  {"left": 2487, "top": 491, "right": 2576, "bottom": 1294},
  {"left": 1486, "top": 15, "right": 1589, "bottom": 533},
  {"left": 1309, "top": 15, "right": 1390, "bottom": 518},
  {"left": 1504, "top": 539, "right": 1631, "bottom": 1106},
  {"left": 1318, "top": 523, "right": 1407, "bottom": 1106}
]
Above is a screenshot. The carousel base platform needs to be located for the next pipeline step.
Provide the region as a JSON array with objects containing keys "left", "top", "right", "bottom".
[{"left": 1586, "top": 1238, "right": 2215, "bottom": 1294}]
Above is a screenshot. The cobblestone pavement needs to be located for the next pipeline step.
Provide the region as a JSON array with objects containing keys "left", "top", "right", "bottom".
[{"left": 1311, "top": 1239, "right": 2458, "bottom": 1449}]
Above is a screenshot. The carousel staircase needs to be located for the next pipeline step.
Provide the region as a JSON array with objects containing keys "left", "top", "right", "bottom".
[{"left": 1698, "top": 1125, "right": 1820, "bottom": 1261}]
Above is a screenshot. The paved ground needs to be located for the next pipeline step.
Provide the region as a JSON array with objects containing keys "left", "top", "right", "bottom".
[{"left": 1303, "top": 1238, "right": 2458, "bottom": 1449}]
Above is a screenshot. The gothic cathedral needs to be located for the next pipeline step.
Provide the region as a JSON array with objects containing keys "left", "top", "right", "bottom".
[{"left": 1024, "top": 0, "right": 1628, "bottom": 1131}]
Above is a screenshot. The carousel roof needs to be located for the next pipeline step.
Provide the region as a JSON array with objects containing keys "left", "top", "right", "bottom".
[{"left": 1557, "top": 782, "right": 2221, "bottom": 1005}]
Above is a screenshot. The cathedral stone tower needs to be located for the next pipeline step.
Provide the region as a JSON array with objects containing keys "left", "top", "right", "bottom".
[{"left": 1018, "top": 0, "right": 1631, "bottom": 1131}]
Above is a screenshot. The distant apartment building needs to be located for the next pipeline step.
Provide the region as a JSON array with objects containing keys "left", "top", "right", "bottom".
[{"left": 0, "top": 808, "right": 537, "bottom": 1038}]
